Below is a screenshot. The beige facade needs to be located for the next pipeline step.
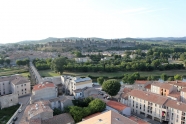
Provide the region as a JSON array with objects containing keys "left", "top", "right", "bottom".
[
  {"left": 0, "top": 93, "right": 18, "bottom": 109},
  {"left": 181, "top": 88, "right": 186, "bottom": 103}
]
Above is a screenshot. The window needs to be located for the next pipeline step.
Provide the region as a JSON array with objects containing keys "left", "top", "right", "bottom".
[
  {"left": 17, "top": 86, "right": 18, "bottom": 88},
  {"left": 24, "top": 84, "right": 26, "bottom": 86},
  {"left": 25, "top": 88, "right": 26, "bottom": 91},
  {"left": 155, "top": 104, "right": 157, "bottom": 107}
]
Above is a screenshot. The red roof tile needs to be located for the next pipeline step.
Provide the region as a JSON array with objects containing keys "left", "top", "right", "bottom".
[
  {"left": 135, "top": 80, "right": 149, "bottom": 84},
  {"left": 106, "top": 100, "right": 128, "bottom": 111},
  {"left": 33, "top": 82, "right": 55, "bottom": 91},
  {"left": 128, "top": 89, "right": 168, "bottom": 105},
  {"left": 145, "top": 84, "right": 151, "bottom": 89}
]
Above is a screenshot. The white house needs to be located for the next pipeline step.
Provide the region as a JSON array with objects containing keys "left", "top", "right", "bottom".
[
  {"left": 30, "top": 82, "right": 57, "bottom": 103},
  {"left": 106, "top": 100, "right": 131, "bottom": 116}
]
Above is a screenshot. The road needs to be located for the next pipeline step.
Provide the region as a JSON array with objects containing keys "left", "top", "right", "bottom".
[{"left": 13, "top": 94, "right": 31, "bottom": 124}]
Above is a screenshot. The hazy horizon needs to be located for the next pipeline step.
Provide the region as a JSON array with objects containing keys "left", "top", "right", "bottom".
[{"left": 0, "top": 0, "right": 186, "bottom": 43}]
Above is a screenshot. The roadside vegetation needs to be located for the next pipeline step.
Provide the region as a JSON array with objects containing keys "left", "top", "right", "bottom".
[{"left": 0, "top": 104, "right": 20, "bottom": 124}]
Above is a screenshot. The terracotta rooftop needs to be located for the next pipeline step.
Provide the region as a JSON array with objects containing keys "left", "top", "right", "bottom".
[
  {"left": 42, "top": 113, "right": 75, "bottom": 124},
  {"left": 121, "top": 87, "right": 132, "bottom": 99},
  {"left": 106, "top": 100, "right": 128, "bottom": 111},
  {"left": 78, "top": 110, "right": 137, "bottom": 124},
  {"left": 32, "top": 82, "right": 55, "bottom": 91},
  {"left": 181, "top": 88, "right": 186, "bottom": 92},
  {"left": 128, "top": 89, "right": 168, "bottom": 105},
  {"left": 166, "top": 81, "right": 186, "bottom": 87},
  {"left": 135, "top": 80, "right": 150, "bottom": 84},
  {"left": 168, "top": 92, "right": 180, "bottom": 99},
  {"left": 82, "top": 112, "right": 101, "bottom": 120},
  {"left": 145, "top": 84, "right": 151, "bottom": 90},
  {"left": 123, "top": 87, "right": 133, "bottom": 93},
  {"left": 165, "top": 99, "right": 186, "bottom": 112},
  {"left": 129, "top": 116, "right": 150, "bottom": 124},
  {"left": 152, "top": 82, "right": 173, "bottom": 90}
]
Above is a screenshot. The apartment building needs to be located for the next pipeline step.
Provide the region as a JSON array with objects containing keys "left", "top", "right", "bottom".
[
  {"left": 11, "top": 76, "right": 31, "bottom": 97},
  {"left": 0, "top": 75, "right": 30, "bottom": 109},
  {"left": 74, "top": 57, "right": 91, "bottom": 63},
  {"left": 127, "top": 89, "right": 169, "bottom": 122},
  {"left": 151, "top": 82, "right": 177, "bottom": 96},
  {"left": 166, "top": 81, "right": 186, "bottom": 91},
  {"left": 61, "top": 76, "right": 92, "bottom": 95},
  {"left": 133, "top": 80, "right": 153, "bottom": 91},
  {"left": 165, "top": 99, "right": 186, "bottom": 124},
  {"left": 30, "top": 82, "right": 57, "bottom": 103}
]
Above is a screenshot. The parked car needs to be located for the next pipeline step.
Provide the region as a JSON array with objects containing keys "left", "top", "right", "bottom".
[
  {"left": 13, "top": 117, "right": 17, "bottom": 121},
  {"left": 18, "top": 109, "right": 22, "bottom": 113}
]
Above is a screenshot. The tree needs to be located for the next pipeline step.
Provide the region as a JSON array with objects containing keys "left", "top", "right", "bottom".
[
  {"left": 174, "top": 74, "right": 182, "bottom": 80},
  {"left": 16, "top": 60, "right": 21, "bottom": 66},
  {"left": 88, "top": 99, "right": 106, "bottom": 113},
  {"left": 168, "top": 77, "right": 174, "bottom": 81},
  {"left": 102, "top": 79, "right": 121, "bottom": 96},
  {"left": 132, "top": 72, "right": 140, "bottom": 80},
  {"left": 53, "top": 108, "right": 62, "bottom": 116},
  {"left": 161, "top": 73, "right": 168, "bottom": 81},
  {"left": 97, "top": 77, "right": 104, "bottom": 85},
  {"left": 69, "top": 106, "right": 84, "bottom": 123},
  {"left": 5, "top": 59, "right": 10, "bottom": 65},
  {"left": 0, "top": 59, "right": 4, "bottom": 65},
  {"left": 51, "top": 57, "right": 67, "bottom": 74}
]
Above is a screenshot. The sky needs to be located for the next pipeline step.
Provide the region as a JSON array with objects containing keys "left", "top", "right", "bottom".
[{"left": 0, "top": 0, "right": 186, "bottom": 43}]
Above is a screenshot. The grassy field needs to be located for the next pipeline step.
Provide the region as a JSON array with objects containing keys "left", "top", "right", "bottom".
[
  {"left": 39, "top": 70, "right": 60, "bottom": 77},
  {"left": 39, "top": 69, "right": 186, "bottom": 78},
  {"left": 0, "top": 67, "right": 29, "bottom": 76},
  {"left": 0, "top": 104, "right": 20, "bottom": 124}
]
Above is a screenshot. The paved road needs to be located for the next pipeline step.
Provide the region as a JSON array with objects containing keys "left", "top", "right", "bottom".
[{"left": 13, "top": 94, "right": 31, "bottom": 124}]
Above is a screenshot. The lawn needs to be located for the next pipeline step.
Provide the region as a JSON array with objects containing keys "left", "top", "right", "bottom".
[
  {"left": 20, "top": 72, "right": 30, "bottom": 78},
  {"left": 39, "top": 70, "right": 60, "bottom": 77},
  {"left": 0, "top": 104, "right": 20, "bottom": 124},
  {"left": 0, "top": 67, "right": 28, "bottom": 76},
  {"left": 39, "top": 69, "right": 186, "bottom": 78}
]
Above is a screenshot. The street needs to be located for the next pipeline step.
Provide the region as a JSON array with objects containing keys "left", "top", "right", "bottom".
[{"left": 13, "top": 94, "right": 31, "bottom": 124}]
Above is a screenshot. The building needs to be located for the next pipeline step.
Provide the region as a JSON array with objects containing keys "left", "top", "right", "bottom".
[
  {"left": 151, "top": 82, "right": 177, "bottom": 96},
  {"left": 78, "top": 110, "right": 137, "bottom": 124},
  {"left": 20, "top": 99, "right": 75, "bottom": 124},
  {"left": 49, "top": 96, "right": 73, "bottom": 111},
  {"left": 30, "top": 82, "right": 57, "bottom": 103},
  {"left": 0, "top": 75, "right": 30, "bottom": 108},
  {"left": 106, "top": 100, "right": 131, "bottom": 116},
  {"left": 166, "top": 81, "right": 186, "bottom": 91},
  {"left": 11, "top": 76, "right": 31, "bottom": 97},
  {"left": 74, "top": 57, "right": 91, "bottom": 63},
  {"left": 133, "top": 80, "right": 153, "bottom": 91},
  {"left": 165, "top": 99, "right": 186, "bottom": 124},
  {"left": 127, "top": 89, "right": 169, "bottom": 122},
  {"left": 61, "top": 76, "right": 92, "bottom": 96},
  {"left": 181, "top": 88, "right": 186, "bottom": 103},
  {"left": 120, "top": 87, "right": 133, "bottom": 105},
  {"left": 0, "top": 93, "right": 18, "bottom": 109}
]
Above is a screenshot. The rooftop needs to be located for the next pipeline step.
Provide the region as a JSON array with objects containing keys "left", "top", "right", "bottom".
[
  {"left": 106, "top": 100, "right": 128, "bottom": 111},
  {"left": 168, "top": 92, "right": 180, "bottom": 99},
  {"left": 181, "top": 88, "right": 186, "bottom": 92},
  {"left": 11, "top": 76, "right": 30, "bottom": 85},
  {"left": 135, "top": 80, "right": 151, "bottom": 84},
  {"left": 42, "top": 113, "right": 75, "bottom": 124},
  {"left": 166, "top": 81, "right": 186, "bottom": 87},
  {"left": 32, "top": 82, "right": 55, "bottom": 91},
  {"left": 145, "top": 84, "right": 151, "bottom": 90},
  {"left": 129, "top": 116, "right": 150, "bottom": 124},
  {"left": 165, "top": 99, "right": 186, "bottom": 112},
  {"left": 152, "top": 82, "right": 173, "bottom": 90},
  {"left": 82, "top": 112, "right": 101, "bottom": 120},
  {"left": 128, "top": 89, "right": 168, "bottom": 105},
  {"left": 78, "top": 110, "right": 137, "bottom": 124}
]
